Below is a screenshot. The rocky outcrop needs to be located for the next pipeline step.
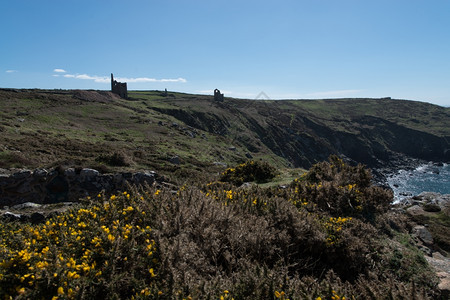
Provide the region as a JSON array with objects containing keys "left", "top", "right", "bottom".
[
  {"left": 0, "top": 168, "right": 160, "bottom": 207},
  {"left": 1, "top": 202, "right": 76, "bottom": 224},
  {"left": 399, "top": 192, "right": 450, "bottom": 298}
]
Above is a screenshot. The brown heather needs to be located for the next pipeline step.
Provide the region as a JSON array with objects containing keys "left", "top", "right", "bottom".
[{"left": 0, "top": 157, "right": 442, "bottom": 299}]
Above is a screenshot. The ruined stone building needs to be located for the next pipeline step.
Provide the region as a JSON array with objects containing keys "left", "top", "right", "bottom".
[
  {"left": 111, "top": 73, "right": 128, "bottom": 99},
  {"left": 214, "top": 89, "right": 224, "bottom": 102}
]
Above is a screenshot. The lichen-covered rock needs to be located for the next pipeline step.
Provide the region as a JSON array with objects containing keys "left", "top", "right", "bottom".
[{"left": 413, "top": 225, "right": 434, "bottom": 246}]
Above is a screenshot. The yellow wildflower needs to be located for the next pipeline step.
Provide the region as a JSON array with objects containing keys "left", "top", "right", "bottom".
[
  {"left": 57, "top": 286, "right": 64, "bottom": 295},
  {"left": 149, "top": 268, "right": 156, "bottom": 277}
]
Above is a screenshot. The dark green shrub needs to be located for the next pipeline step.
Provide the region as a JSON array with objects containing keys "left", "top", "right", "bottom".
[
  {"left": 219, "top": 160, "right": 278, "bottom": 185},
  {"left": 96, "top": 151, "right": 130, "bottom": 167}
]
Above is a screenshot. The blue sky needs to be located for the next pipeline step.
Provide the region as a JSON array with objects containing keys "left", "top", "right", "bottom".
[{"left": 1, "top": 0, "right": 450, "bottom": 106}]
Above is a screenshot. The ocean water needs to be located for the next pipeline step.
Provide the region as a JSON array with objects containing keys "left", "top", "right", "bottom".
[{"left": 387, "top": 163, "right": 450, "bottom": 203}]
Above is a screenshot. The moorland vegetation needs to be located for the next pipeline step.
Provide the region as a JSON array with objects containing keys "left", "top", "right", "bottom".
[
  {"left": 0, "top": 157, "right": 443, "bottom": 299},
  {"left": 0, "top": 89, "right": 449, "bottom": 299}
]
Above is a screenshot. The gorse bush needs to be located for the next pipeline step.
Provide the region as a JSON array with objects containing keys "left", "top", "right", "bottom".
[
  {"left": 219, "top": 160, "right": 278, "bottom": 185},
  {"left": 288, "top": 155, "right": 392, "bottom": 221},
  {"left": 0, "top": 191, "right": 160, "bottom": 299},
  {"left": 0, "top": 156, "right": 440, "bottom": 299}
]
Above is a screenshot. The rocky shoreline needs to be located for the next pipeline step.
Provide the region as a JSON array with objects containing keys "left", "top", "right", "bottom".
[
  {"left": 395, "top": 192, "right": 450, "bottom": 297},
  {"left": 370, "top": 152, "right": 430, "bottom": 188}
]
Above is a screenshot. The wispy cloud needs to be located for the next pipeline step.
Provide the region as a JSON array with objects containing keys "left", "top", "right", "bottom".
[
  {"left": 59, "top": 72, "right": 187, "bottom": 84},
  {"left": 197, "top": 89, "right": 233, "bottom": 95},
  {"left": 53, "top": 68, "right": 66, "bottom": 73},
  {"left": 63, "top": 74, "right": 109, "bottom": 83},
  {"left": 117, "top": 76, "right": 187, "bottom": 83},
  {"left": 305, "top": 89, "right": 363, "bottom": 98},
  {"left": 6, "top": 70, "right": 17, "bottom": 73}
]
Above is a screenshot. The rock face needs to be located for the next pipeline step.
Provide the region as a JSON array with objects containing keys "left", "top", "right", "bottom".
[
  {"left": 402, "top": 192, "right": 450, "bottom": 298},
  {"left": 426, "top": 253, "right": 450, "bottom": 299},
  {"left": 0, "top": 168, "right": 160, "bottom": 207}
]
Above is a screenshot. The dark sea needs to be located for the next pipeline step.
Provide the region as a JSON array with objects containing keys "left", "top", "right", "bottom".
[{"left": 387, "top": 163, "right": 450, "bottom": 203}]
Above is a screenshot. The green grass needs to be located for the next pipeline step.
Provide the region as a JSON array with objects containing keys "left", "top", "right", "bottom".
[
  {"left": 257, "top": 167, "right": 307, "bottom": 188},
  {"left": 0, "top": 88, "right": 449, "bottom": 182}
]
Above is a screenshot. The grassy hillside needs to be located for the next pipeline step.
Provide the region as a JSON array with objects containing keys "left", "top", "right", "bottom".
[
  {"left": 0, "top": 89, "right": 449, "bottom": 182},
  {"left": 1, "top": 89, "right": 449, "bottom": 299}
]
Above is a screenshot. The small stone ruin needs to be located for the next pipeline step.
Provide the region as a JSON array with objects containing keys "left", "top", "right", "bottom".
[
  {"left": 214, "top": 89, "right": 224, "bottom": 102},
  {"left": 111, "top": 73, "right": 128, "bottom": 99}
]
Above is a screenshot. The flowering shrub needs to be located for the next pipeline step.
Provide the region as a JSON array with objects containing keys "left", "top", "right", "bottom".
[
  {"left": 289, "top": 155, "right": 392, "bottom": 220},
  {"left": 219, "top": 160, "right": 278, "bottom": 185},
  {"left": 0, "top": 191, "right": 160, "bottom": 299},
  {"left": 323, "top": 216, "right": 353, "bottom": 246},
  {"left": 0, "top": 157, "right": 438, "bottom": 299}
]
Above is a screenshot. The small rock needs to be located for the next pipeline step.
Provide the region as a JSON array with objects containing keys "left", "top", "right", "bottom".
[
  {"left": 406, "top": 205, "right": 425, "bottom": 216},
  {"left": 2, "top": 212, "right": 22, "bottom": 221},
  {"left": 33, "top": 168, "right": 48, "bottom": 178},
  {"left": 12, "top": 170, "right": 31, "bottom": 179},
  {"left": 213, "top": 162, "right": 227, "bottom": 167},
  {"left": 423, "top": 203, "right": 441, "bottom": 212},
  {"left": 64, "top": 168, "right": 76, "bottom": 178},
  {"left": 169, "top": 156, "right": 180, "bottom": 165},
  {"left": 133, "top": 172, "right": 155, "bottom": 186},
  {"left": 418, "top": 192, "right": 441, "bottom": 201},
  {"left": 229, "top": 146, "right": 236, "bottom": 151},
  {"left": 11, "top": 202, "right": 42, "bottom": 210},
  {"left": 245, "top": 152, "right": 253, "bottom": 159},
  {"left": 80, "top": 168, "right": 99, "bottom": 179},
  {"left": 113, "top": 173, "right": 124, "bottom": 184},
  {"left": 437, "top": 272, "right": 450, "bottom": 299},
  {"left": 413, "top": 225, "right": 434, "bottom": 246},
  {"left": 417, "top": 245, "right": 432, "bottom": 256},
  {"left": 240, "top": 182, "right": 253, "bottom": 189}
]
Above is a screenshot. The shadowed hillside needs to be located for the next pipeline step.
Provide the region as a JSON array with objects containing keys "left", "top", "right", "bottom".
[{"left": 0, "top": 89, "right": 449, "bottom": 181}]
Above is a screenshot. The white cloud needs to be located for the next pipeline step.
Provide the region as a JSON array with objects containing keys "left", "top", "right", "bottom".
[
  {"left": 305, "top": 89, "right": 363, "bottom": 98},
  {"left": 116, "top": 76, "right": 187, "bottom": 83},
  {"left": 61, "top": 74, "right": 109, "bottom": 83},
  {"left": 53, "top": 68, "right": 66, "bottom": 73},
  {"left": 60, "top": 73, "right": 186, "bottom": 84},
  {"left": 6, "top": 70, "right": 17, "bottom": 73},
  {"left": 197, "top": 89, "right": 233, "bottom": 95}
]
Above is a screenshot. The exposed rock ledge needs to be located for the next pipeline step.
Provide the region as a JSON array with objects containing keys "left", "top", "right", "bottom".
[
  {"left": 0, "top": 167, "right": 162, "bottom": 207},
  {"left": 398, "top": 192, "right": 450, "bottom": 298}
]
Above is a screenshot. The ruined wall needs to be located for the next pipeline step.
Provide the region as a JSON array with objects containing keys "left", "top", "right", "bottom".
[
  {"left": 111, "top": 73, "right": 128, "bottom": 99},
  {"left": 214, "top": 89, "right": 224, "bottom": 102}
]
